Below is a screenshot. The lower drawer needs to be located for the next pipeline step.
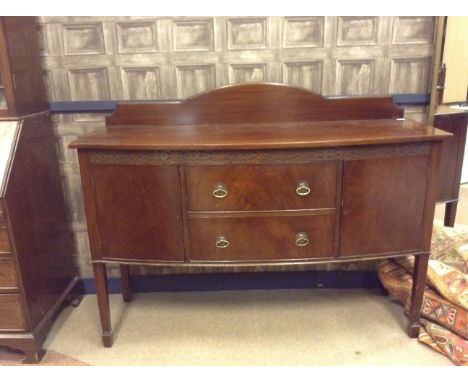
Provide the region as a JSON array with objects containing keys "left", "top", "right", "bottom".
[
  {"left": 0, "top": 228, "right": 11, "bottom": 253},
  {"left": 0, "top": 258, "right": 19, "bottom": 288},
  {"left": 0, "top": 294, "right": 27, "bottom": 331},
  {"left": 188, "top": 214, "right": 335, "bottom": 262},
  {"left": 0, "top": 204, "right": 5, "bottom": 226}
]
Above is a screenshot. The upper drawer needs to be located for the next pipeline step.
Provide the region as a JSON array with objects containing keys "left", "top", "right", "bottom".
[
  {"left": 185, "top": 162, "right": 339, "bottom": 211},
  {"left": 0, "top": 228, "right": 12, "bottom": 253}
]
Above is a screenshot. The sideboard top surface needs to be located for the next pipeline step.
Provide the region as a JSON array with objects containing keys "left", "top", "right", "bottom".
[
  {"left": 70, "top": 119, "right": 451, "bottom": 151},
  {"left": 69, "top": 83, "right": 451, "bottom": 151}
]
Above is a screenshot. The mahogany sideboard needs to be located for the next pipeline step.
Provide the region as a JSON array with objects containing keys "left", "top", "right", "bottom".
[{"left": 70, "top": 83, "right": 450, "bottom": 348}]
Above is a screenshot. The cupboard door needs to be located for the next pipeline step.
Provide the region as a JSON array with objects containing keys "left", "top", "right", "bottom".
[
  {"left": 340, "top": 156, "right": 430, "bottom": 257},
  {"left": 91, "top": 164, "right": 184, "bottom": 262}
]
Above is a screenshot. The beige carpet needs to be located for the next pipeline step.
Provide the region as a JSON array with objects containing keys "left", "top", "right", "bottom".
[
  {"left": 36, "top": 289, "right": 451, "bottom": 365},
  {"left": 0, "top": 348, "right": 88, "bottom": 366}
]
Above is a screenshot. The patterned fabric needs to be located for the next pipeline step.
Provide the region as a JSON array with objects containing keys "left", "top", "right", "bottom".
[
  {"left": 419, "top": 319, "right": 467, "bottom": 366},
  {"left": 377, "top": 224, "right": 468, "bottom": 366},
  {"left": 396, "top": 224, "right": 468, "bottom": 310},
  {"left": 377, "top": 259, "right": 468, "bottom": 339}
]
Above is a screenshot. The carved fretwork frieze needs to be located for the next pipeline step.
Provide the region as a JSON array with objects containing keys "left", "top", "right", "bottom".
[{"left": 88, "top": 142, "right": 432, "bottom": 165}]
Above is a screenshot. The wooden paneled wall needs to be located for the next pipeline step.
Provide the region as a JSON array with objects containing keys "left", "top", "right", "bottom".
[{"left": 35, "top": 16, "right": 436, "bottom": 277}]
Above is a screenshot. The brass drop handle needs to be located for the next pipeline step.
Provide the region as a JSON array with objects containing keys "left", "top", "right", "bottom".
[
  {"left": 295, "top": 232, "right": 309, "bottom": 247},
  {"left": 215, "top": 235, "right": 230, "bottom": 249},
  {"left": 212, "top": 183, "right": 228, "bottom": 199},
  {"left": 296, "top": 181, "right": 311, "bottom": 196}
]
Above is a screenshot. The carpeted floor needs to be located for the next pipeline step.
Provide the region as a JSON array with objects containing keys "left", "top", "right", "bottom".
[
  {"left": 38, "top": 289, "right": 452, "bottom": 365},
  {"left": 2, "top": 185, "right": 467, "bottom": 366},
  {"left": 0, "top": 348, "right": 88, "bottom": 366}
]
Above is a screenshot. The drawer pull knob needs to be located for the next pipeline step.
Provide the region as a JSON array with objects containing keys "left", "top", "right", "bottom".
[
  {"left": 212, "top": 183, "right": 228, "bottom": 199},
  {"left": 296, "top": 181, "right": 311, "bottom": 196},
  {"left": 295, "top": 232, "right": 309, "bottom": 247},
  {"left": 215, "top": 236, "right": 230, "bottom": 249}
]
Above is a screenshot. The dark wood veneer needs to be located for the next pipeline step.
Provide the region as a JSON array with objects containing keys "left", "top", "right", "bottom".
[
  {"left": 188, "top": 214, "right": 336, "bottom": 262},
  {"left": 0, "top": 259, "right": 18, "bottom": 288},
  {"left": 71, "top": 83, "right": 449, "bottom": 347},
  {"left": 0, "top": 228, "right": 11, "bottom": 253},
  {"left": 340, "top": 155, "right": 431, "bottom": 256},
  {"left": 0, "top": 112, "right": 78, "bottom": 362},
  {"left": 0, "top": 17, "right": 78, "bottom": 363},
  {"left": 0, "top": 294, "right": 27, "bottom": 330},
  {"left": 105, "top": 83, "right": 404, "bottom": 126},
  {"left": 91, "top": 163, "right": 184, "bottom": 262},
  {"left": 185, "top": 162, "right": 338, "bottom": 211},
  {"left": 70, "top": 119, "right": 449, "bottom": 151}
]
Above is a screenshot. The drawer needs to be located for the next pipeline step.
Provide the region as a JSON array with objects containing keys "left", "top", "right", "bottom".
[
  {"left": 0, "top": 259, "right": 19, "bottom": 289},
  {"left": 188, "top": 214, "right": 335, "bottom": 261},
  {"left": 0, "top": 294, "right": 27, "bottom": 330},
  {"left": 0, "top": 204, "right": 5, "bottom": 227},
  {"left": 0, "top": 228, "right": 11, "bottom": 253},
  {"left": 185, "top": 162, "right": 339, "bottom": 211}
]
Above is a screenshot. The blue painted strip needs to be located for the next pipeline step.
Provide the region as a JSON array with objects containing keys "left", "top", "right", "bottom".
[
  {"left": 72, "top": 271, "right": 382, "bottom": 295},
  {"left": 49, "top": 100, "right": 118, "bottom": 113},
  {"left": 392, "top": 93, "right": 430, "bottom": 105},
  {"left": 48, "top": 93, "right": 430, "bottom": 113}
]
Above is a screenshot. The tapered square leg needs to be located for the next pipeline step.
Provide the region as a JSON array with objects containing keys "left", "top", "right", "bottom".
[
  {"left": 92, "top": 263, "right": 113, "bottom": 347},
  {"left": 120, "top": 265, "right": 132, "bottom": 303},
  {"left": 102, "top": 331, "right": 114, "bottom": 348},
  {"left": 406, "top": 253, "right": 429, "bottom": 338}
]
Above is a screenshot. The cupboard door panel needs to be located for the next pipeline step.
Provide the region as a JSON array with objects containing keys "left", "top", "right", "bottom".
[
  {"left": 340, "top": 155, "right": 430, "bottom": 257},
  {"left": 91, "top": 164, "right": 184, "bottom": 262}
]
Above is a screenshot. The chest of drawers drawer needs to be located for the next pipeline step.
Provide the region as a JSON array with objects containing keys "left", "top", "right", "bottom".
[
  {"left": 184, "top": 162, "right": 339, "bottom": 211},
  {"left": 0, "top": 205, "right": 5, "bottom": 227},
  {"left": 0, "top": 228, "right": 11, "bottom": 253},
  {"left": 0, "top": 258, "right": 19, "bottom": 289},
  {"left": 188, "top": 213, "right": 336, "bottom": 261},
  {"left": 0, "top": 294, "right": 27, "bottom": 331}
]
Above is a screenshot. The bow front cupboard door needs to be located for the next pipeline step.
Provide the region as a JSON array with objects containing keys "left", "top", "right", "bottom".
[
  {"left": 340, "top": 155, "right": 432, "bottom": 257},
  {"left": 86, "top": 163, "right": 184, "bottom": 262}
]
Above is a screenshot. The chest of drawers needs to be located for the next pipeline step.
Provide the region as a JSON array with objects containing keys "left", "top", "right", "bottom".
[
  {"left": 70, "top": 83, "right": 450, "bottom": 347},
  {"left": 0, "top": 113, "right": 78, "bottom": 362},
  {"left": 0, "top": 17, "right": 78, "bottom": 363}
]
